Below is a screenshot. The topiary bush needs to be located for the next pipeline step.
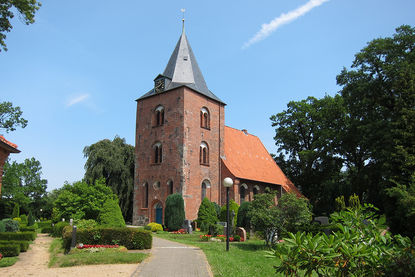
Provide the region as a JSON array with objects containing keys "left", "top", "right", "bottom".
[
  {"left": 0, "top": 231, "right": 36, "bottom": 241},
  {"left": 145, "top": 222, "right": 163, "bottom": 232},
  {"left": 20, "top": 214, "right": 28, "bottom": 225},
  {"left": 20, "top": 224, "right": 38, "bottom": 232},
  {"left": 1, "top": 219, "right": 19, "bottom": 232},
  {"left": 11, "top": 203, "right": 19, "bottom": 219},
  {"left": 98, "top": 198, "right": 126, "bottom": 228},
  {"left": 164, "top": 193, "right": 185, "bottom": 231},
  {"left": 38, "top": 221, "right": 52, "bottom": 229},
  {"left": 62, "top": 227, "right": 152, "bottom": 251},
  {"left": 0, "top": 244, "right": 20, "bottom": 257},
  {"left": 0, "top": 240, "right": 29, "bottom": 252},
  {"left": 236, "top": 201, "right": 251, "bottom": 232},
  {"left": 27, "top": 211, "right": 35, "bottom": 226},
  {"left": 197, "top": 197, "right": 218, "bottom": 232},
  {"left": 52, "top": 221, "right": 69, "bottom": 237}
]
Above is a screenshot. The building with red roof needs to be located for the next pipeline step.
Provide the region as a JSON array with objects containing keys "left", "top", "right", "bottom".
[
  {"left": 132, "top": 30, "right": 301, "bottom": 225},
  {"left": 0, "top": 135, "right": 20, "bottom": 196}
]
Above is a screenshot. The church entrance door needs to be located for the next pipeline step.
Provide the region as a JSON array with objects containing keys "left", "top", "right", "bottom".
[{"left": 154, "top": 202, "right": 163, "bottom": 224}]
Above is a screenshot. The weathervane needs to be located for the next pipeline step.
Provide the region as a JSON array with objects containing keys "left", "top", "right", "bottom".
[{"left": 181, "top": 8, "right": 186, "bottom": 31}]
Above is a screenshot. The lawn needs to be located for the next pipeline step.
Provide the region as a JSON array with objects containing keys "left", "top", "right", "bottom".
[
  {"left": 155, "top": 231, "right": 277, "bottom": 277},
  {"left": 48, "top": 238, "right": 149, "bottom": 267}
]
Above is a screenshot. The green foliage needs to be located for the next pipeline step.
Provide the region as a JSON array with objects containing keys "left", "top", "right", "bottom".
[
  {"left": 146, "top": 222, "right": 163, "bottom": 232},
  {"left": 0, "top": 256, "right": 18, "bottom": 267},
  {"left": 236, "top": 201, "right": 251, "bottom": 231},
  {"left": 20, "top": 214, "right": 27, "bottom": 225},
  {"left": 0, "top": 220, "right": 4, "bottom": 232},
  {"left": 208, "top": 223, "right": 224, "bottom": 236},
  {"left": 212, "top": 202, "right": 221, "bottom": 218},
  {"left": 0, "top": 244, "right": 20, "bottom": 257},
  {"left": 74, "top": 219, "right": 98, "bottom": 230},
  {"left": 11, "top": 203, "right": 19, "bottom": 218},
  {"left": 52, "top": 221, "right": 69, "bottom": 237},
  {"left": 62, "top": 227, "right": 152, "bottom": 251},
  {"left": 272, "top": 204, "right": 415, "bottom": 276},
  {"left": 164, "top": 193, "right": 185, "bottom": 231},
  {"left": 41, "top": 227, "right": 53, "bottom": 233},
  {"left": 20, "top": 224, "right": 37, "bottom": 232},
  {"left": 276, "top": 193, "right": 312, "bottom": 236},
  {"left": 0, "top": 231, "right": 36, "bottom": 241},
  {"left": 38, "top": 220, "right": 52, "bottom": 229},
  {"left": 219, "top": 199, "right": 239, "bottom": 227},
  {"left": 83, "top": 136, "right": 135, "bottom": 222},
  {"left": 348, "top": 193, "right": 360, "bottom": 209},
  {"left": 98, "top": 198, "right": 126, "bottom": 228},
  {"left": 196, "top": 197, "right": 218, "bottom": 232},
  {"left": 335, "top": 195, "right": 346, "bottom": 211},
  {"left": 0, "top": 102, "right": 28, "bottom": 131},
  {"left": 53, "top": 179, "right": 114, "bottom": 222},
  {"left": 1, "top": 219, "right": 19, "bottom": 232},
  {"left": 0, "top": 240, "right": 29, "bottom": 252},
  {"left": 27, "top": 211, "right": 35, "bottom": 226}
]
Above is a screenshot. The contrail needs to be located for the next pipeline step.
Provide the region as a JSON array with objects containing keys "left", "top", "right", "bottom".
[
  {"left": 67, "top": 94, "right": 90, "bottom": 107},
  {"left": 243, "top": 0, "right": 330, "bottom": 49}
]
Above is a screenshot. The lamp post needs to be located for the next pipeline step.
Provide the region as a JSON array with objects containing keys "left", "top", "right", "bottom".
[{"left": 223, "top": 177, "right": 233, "bottom": 251}]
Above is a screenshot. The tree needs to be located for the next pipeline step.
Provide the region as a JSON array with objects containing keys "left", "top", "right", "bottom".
[
  {"left": 0, "top": 102, "right": 28, "bottom": 132},
  {"left": 0, "top": 0, "right": 41, "bottom": 52},
  {"left": 52, "top": 178, "right": 114, "bottom": 222},
  {"left": 196, "top": 197, "right": 217, "bottom": 232},
  {"left": 83, "top": 136, "right": 135, "bottom": 222},
  {"left": 98, "top": 197, "right": 126, "bottom": 228},
  {"left": 164, "top": 193, "right": 185, "bottom": 231},
  {"left": 275, "top": 193, "right": 312, "bottom": 235}
]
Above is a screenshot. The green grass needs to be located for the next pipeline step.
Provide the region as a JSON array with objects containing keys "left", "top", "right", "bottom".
[
  {"left": 48, "top": 238, "right": 149, "bottom": 267},
  {"left": 155, "top": 231, "right": 277, "bottom": 277},
  {"left": 0, "top": 257, "right": 18, "bottom": 267}
]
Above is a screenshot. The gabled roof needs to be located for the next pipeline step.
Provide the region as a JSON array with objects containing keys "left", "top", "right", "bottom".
[
  {"left": 0, "top": 135, "right": 20, "bottom": 153},
  {"left": 222, "top": 126, "right": 301, "bottom": 197},
  {"left": 137, "top": 30, "right": 224, "bottom": 104}
]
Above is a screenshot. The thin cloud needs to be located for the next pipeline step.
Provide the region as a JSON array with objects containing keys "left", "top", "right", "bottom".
[
  {"left": 67, "top": 94, "right": 90, "bottom": 107},
  {"left": 243, "top": 0, "right": 330, "bottom": 49}
]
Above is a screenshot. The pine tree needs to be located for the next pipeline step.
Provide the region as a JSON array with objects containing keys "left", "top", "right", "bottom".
[
  {"left": 197, "top": 197, "right": 218, "bottom": 232},
  {"left": 27, "top": 210, "right": 35, "bottom": 226},
  {"left": 164, "top": 193, "right": 185, "bottom": 231}
]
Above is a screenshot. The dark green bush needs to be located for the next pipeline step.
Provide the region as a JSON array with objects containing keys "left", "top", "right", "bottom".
[
  {"left": 0, "top": 240, "right": 29, "bottom": 252},
  {"left": 197, "top": 197, "right": 218, "bottom": 232},
  {"left": 98, "top": 198, "right": 125, "bottom": 228},
  {"left": 0, "top": 220, "right": 5, "bottom": 232},
  {"left": 27, "top": 211, "right": 35, "bottom": 226},
  {"left": 1, "top": 219, "right": 19, "bottom": 232},
  {"left": 0, "top": 244, "right": 20, "bottom": 257},
  {"left": 236, "top": 201, "right": 251, "bottom": 231},
  {"left": 164, "top": 193, "right": 185, "bottom": 231},
  {"left": 62, "top": 227, "right": 152, "bottom": 251},
  {"left": 0, "top": 231, "right": 36, "bottom": 241},
  {"left": 20, "top": 224, "right": 37, "bottom": 232},
  {"left": 212, "top": 202, "right": 221, "bottom": 218},
  {"left": 208, "top": 223, "right": 224, "bottom": 236},
  {"left": 52, "top": 221, "right": 69, "bottom": 237},
  {"left": 41, "top": 227, "right": 53, "bottom": 233},
  {"left": 12, "top": 203, "right": 19, "bottom": 218},
  {"left": 219, "top": 199, "right": 239, "bottom": 227},
  {"left": 20, "top": 214, "right": 28, "bottom": 225},
  {"left": 38, "top": 221, "right": 52, "bottom": 229}
]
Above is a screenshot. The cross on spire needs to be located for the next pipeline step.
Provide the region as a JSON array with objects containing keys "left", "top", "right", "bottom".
[{"left": 181, "top": 8, "right": 186, "bottom": 32}]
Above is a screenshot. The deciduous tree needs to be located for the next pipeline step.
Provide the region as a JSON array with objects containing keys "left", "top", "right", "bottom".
[{"left": 0, "top": 102, "right": 28, "bottom": 132}]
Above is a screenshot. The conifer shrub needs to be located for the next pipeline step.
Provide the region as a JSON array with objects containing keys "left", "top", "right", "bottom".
[
  {"left": 164, "top": 193, "right": 185, "bottom": 231},
  {"left": 212, "top": 202, "right": 221, "bottom": 218},
  {"left": 11, "top": 203, "right": 19, "bottom": 218},
  {"left": 0, "top": 244, "right": 20, "bottom": 257},
  {"left": 27, "top": 211, "right": 35, "bottom": 226},
  {"left": 197, "top": 197, "right": 218, "bottom": 232},
  {"left": 236, "top": 201, "right": 251, "bottom": 231},
  {"left": 98, "top": 198, "right": 126, "bottom": 228},
  {"left": 219, "top": 199, "right": 239, "bottom": 227}
]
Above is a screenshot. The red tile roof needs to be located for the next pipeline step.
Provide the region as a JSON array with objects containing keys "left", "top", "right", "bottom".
[
  {"left": 0, "top": 135, "right": 20, "bottom": 153},
  {"left": 222, "top": 126, "right": 301, "bottom": 197}
]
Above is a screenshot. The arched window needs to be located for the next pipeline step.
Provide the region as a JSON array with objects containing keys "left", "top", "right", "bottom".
[
  {"left": 201, "top": 180, "right": 210, "bottom": 200},
  {"left": 153, "top": 142, "right": 162, "bottom": 164},
  {"left": 143, "top": 182, "right": 149, "bottom": 208},
  {"left": 167, "top": 180, "right": 173, "bottom": 195},
  {"left": 200, "top": 107, "right": 210, "bottom": 129},
  {"left": 253, "top": 185, "right": 260, "bottom": 196},
  {"left": 240, "top": 183, "right": 248, "bottom": 203},
  {"left": 153, "top": 181, "right": 161, "bottom": 190},
  {"left": 155, "top": 105, "right": 165, "bottom": 126},
  {"left": 199, "top": 142, "right": 209, "bottom": 165}
]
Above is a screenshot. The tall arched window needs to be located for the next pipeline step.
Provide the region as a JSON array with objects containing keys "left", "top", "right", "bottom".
[
  {"left": 153, "top": 142, "right": 162, "bottom": 164},
  {"left": 240, "top": 183, "right": 248, "bottom": 203},
  {"left": 155, "top": 105, "right": 165, "bottom": 126},
  {"left": 253, "top": 185, "right": 260, "bottom": 196},
  {"left": 167, "top": 180, "right": 173, "bottom": 195},
  {"left": 143, "top": 182, "right": 149, "bottom": 208},
  {"left": 199, "top": 142, "right": 209, "bottom": 165},
  {"left": 201, "top": 180, "right": 210, "bottom": 200},
  {"left": 200, "top": 107, "right": 210, "bottom": 129}
]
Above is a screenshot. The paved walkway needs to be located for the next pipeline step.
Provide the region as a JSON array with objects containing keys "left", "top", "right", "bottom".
[{"left": 132, "top": 237, "right": 212, "bottom": 277}]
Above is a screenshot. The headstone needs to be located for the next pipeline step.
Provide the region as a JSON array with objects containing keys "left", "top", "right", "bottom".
[
  {"left": 70, "top": 218, "right": 73, "bottom": 226},
  {"left": 71, "top": 226, "right": 77, "bottom": 249},
  {"left": 313, "top": 216, "right": 330, "bottom": 236},
  {"left": 236, "top": 227, "right": 247, "bottom": 242},
  {"left": 183, "top": 219, "right": 192, "bottom": 234}
]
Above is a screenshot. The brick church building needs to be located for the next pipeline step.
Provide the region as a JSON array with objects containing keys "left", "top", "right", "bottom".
[{"left": 132, "top": 30, "right": 301, "bottom": 226}]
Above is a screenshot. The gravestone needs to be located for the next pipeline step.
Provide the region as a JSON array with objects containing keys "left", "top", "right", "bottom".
[
  {"left": 236, "top": 227, "right": 246, "bottom": 242},
  {"left": 183, "top": 219, "right": 192, "bottom": 234},
  {"left": 313, "top": 216, "right": 330, "bottom": 236}
]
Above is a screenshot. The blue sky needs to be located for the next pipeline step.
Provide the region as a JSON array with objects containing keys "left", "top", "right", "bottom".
[{"left": 1, "top": 0, "right": 414, "bottom": 191}]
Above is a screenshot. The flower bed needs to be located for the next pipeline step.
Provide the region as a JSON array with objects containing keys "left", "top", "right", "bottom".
[
  {"left": 77, "top": 244, "right": 119, "bottom": 249},
  {"left": 170, "top": 229, "right": 187, "bottom": 234}
]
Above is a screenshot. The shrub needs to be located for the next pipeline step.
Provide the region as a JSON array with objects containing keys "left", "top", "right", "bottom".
[
  {"left": 212, "top": 202, "right": 221, "bottom": 218},
  {"left": 38, "top": 221, "right": 52, "bottom": 229},
  {"left": 0, "top": 240, "right": 29, "bottom": 252},
  {"left": 12, "top": 217, "right": 21, "bottom": 224},
  {"left": 233, "top": 234, "right": 241, "bottom": 242},
  {"left": 197, "top": 197, "right": 218, "bottom": 232},
  {"left": 220, "top": 199, "right": 239, "bottom": 227},
  {"left": 20, "top": 214, "right": 28, "bottom": 225},
  {"left": 20, "top": 224, "right": 38, "bottom": 232},
  {"left": 0, "top": 221, "right": 5, "bottom": 233},
  {"left": 164, "top": 193, "right": 185, "bottom": 231},
  {"left": 146, "top": 222, "right": 163, "bottom": 232},
  {"left": 335, "top": 195, "right": 346, "bottom": 211},
  {"left": 1, "top": 219, "right": 19, "bottom": 232},
  {"left": 11, "top": 203, "right": 19, "bottom": 218},
  {"left": 0, "top": 231, "right": 36, "bottom": 241},
  {"left": 0, "top": 244, "right": 20, "bottom": 257},
  {"left": 98, "top": 198, "right": 126, "bottom": 228},
  {"left": 52, "top": 221, "right": 69, "bottom": 237},
  {"left": 208, "top": 223, "right": 224, "bottom": 236},
  {"left": 62, "top": 227, "right": 152, "bottom": 251},
  {"left": 236, "top": 201, "right": 251, "bottom": 231},
  {"left": 74, "top": 219, "right": 98, "bottom": 229},
  {"left": 41, "top": 227, "right": 53, "bottom": 234},
  {"left": 27, "top": 211, "right": 35, "bottom": 226}
]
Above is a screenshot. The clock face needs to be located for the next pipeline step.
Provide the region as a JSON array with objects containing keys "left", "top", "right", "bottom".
[{"left": 155, "top": 79, "right": 164, "bottom": 93}]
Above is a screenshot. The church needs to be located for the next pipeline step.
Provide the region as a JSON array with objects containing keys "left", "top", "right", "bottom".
[{"left": 132, "top": 29, "right": 301, "bottom": 226}]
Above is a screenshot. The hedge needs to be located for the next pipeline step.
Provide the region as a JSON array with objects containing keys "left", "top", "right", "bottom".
[
  {"left": 0, "top": 231, "right": 36, "bottom": 241},
  {"left": 62, "top": 227, "right": 152, "bottom": 251},
  {"left": 0, "top": 240, "right": 30, "bottom": 252},
  {"left": 20, "top": 225, "right": 37, "bottom": 232},
  {"left": 0, "top": 244, "right": 20, "bottom": 257},
  {"left": 38, "top": 221, "right": 52, "bottom": 229},
  {"left": 41, "top": 227, "right": 53, "bottom": 234},
  {"left": 52, "top": 222, "right": 69, "bottom": 237}
]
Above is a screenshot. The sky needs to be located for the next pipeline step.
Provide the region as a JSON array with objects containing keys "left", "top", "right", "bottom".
[{"left": 1, "top": 0, "right": 414, "bottom": 191}]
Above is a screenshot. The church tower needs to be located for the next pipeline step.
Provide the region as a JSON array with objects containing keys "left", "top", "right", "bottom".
[{"left": 133, "top": 29, "right": 225, "bottom": 225}]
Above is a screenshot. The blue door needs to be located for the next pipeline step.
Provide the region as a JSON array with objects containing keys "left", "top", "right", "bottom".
[{"left": 155, "top": 203, "right": 163, "bottom": 224}]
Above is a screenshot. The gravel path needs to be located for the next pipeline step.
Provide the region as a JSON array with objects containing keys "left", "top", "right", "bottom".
[{"left": 0, "top": 233, "right": 141, "bottom": 277}]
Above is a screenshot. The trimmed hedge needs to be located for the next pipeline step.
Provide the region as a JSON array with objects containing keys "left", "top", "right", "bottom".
[
  {"left": 62, "top": 227, "right": 152, "bottom": 251},
  {"left": 0, "top": 240, "right": 30, "bottom": 252},
  {"left": 38, "top": 221, "right": 52, "bottom": 229},
  {"left": 0, "top": 244, "right": 20, "bottom": 257},
  {"left": 0, "top": 231, "right": 36, "bottom": 241},
  {"left": 52, "top": 222, "right": 69, "bottom": 237},
  {"left": 41, "top": 227, "right": 53, "bottom": 233},
  {"left": 20, "top": 225, "right": 37, "bottom": 232}
]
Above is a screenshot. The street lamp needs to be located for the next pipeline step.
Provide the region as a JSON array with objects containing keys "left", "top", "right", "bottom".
[{"left": 223, "top": 177, "right": 233, "bottom": 251}]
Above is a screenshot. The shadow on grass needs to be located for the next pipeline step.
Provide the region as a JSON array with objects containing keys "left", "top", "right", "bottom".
[{"left": 232, "top": 241, "right": 270, "bottom": 251}]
